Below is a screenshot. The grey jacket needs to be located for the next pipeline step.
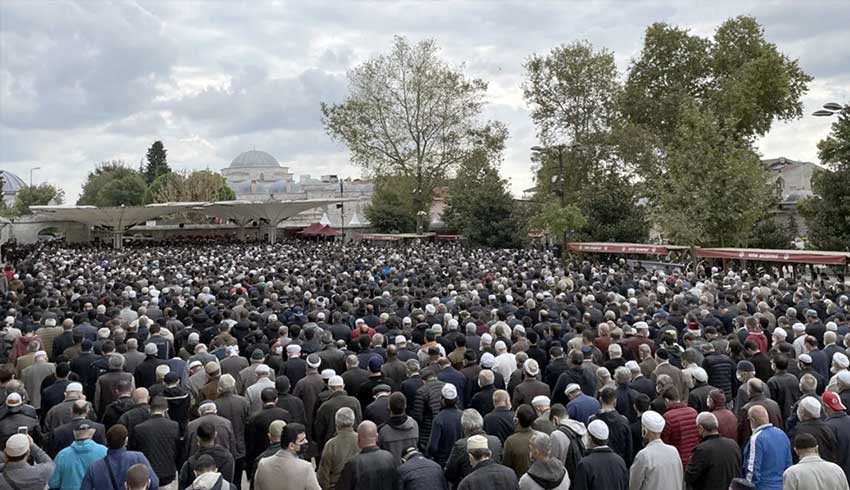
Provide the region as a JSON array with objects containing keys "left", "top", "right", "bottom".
[
  {"left": 214, "top": 393, "right": 250, "bottom": 459},
  {"left": 378, "top": 415, "right": 419, "bottom": 465},
  {"left": 0, "top": 444, "right": 55, "bottom": 490}
]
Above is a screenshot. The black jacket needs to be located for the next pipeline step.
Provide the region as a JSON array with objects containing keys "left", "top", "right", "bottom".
[
  {"left": 245, "top": 405, "right": 291, "bottom": 463},
  {"left": 793, "top": 419, "right": 838, "bottom": 463},
  {"left": 445, "top": 431, "right": 502, "bottom": 486},
  {"left": 457, "top": 459, "right": 518, "bottom": 490},
  {"left": 117, "top": 404, "right": 151, "bottom": 440},
  {"left": 588, "top": 411, "right": 633, "bottom": 466},
  {"left": 470, "top": 384, "right": 496, "bottom": 416},
  {"left": 572, "top": 447, "right": 628, "bottom": 490},
  {"left": 102, "top": 396, "right": 135, "bottom": 429},
  {"left": 684, "top": 434, "right": 742, "bottom": 490},
  {"left": 179, "top": 446, "right": 235, "bottom": 490},
  {"left": 130, "top": 414, "right": 180, "bottom": 484},
  {"left": 337, "top": 446, "right": 401, "bottom": 490},
  {"left": 47, "top": 417, "right": 106, "bottom": 457},
  {"left": 702, "top": 352, "right": 735, "bottom": 400},
  {"left": 483, "top": 407, "right": 514, "bottom": 444},
  {"left": 826, "top": 411, "right": 850, "bottom": 484},
  {"left": 398, "top": 453, "right": 448, "bottom": 490},
  {"left": 134, "top": 356, "right": 163, "bottom": 389}
]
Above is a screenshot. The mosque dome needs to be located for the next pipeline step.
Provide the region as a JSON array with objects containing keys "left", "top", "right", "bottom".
[
  {"left": 0, "top": 170, "right": 26, "bottom": 193},
  {"left": 229, "top": 150, "right": 280, "bottom": 168}
]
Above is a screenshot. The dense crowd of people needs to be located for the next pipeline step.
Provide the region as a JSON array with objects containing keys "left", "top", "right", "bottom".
[{"left": 0, "top": 238, "right": 849, "bottom": 490}]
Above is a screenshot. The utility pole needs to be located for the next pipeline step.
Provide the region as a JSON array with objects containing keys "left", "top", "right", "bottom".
[{"left": 339, "top": 179, "right": 345, "bottom": 242}]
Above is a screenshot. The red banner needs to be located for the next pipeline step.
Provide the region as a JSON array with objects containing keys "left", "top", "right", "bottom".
[
  {"left": 695, "top": 248, "right": 849, "bottom": 265},
  {"left": 567, "top": 242, "right": 679, "bottom": 255}
]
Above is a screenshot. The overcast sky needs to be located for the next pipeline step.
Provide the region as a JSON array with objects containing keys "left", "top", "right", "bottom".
[{"left": 1, "top": 1, "right": 848, "bottom": 203}]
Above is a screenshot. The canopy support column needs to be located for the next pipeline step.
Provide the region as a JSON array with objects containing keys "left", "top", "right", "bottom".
[
  {"left": 112, "top": 229, "right": 124, "bottom": 250},
  {"left": 267, "top": 222, "right": 279, "bottom": 245}
]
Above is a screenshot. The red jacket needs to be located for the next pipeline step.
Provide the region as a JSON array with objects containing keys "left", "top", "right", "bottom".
[
  {"left": 746, "top": 332, "right": 769, "bottom": 353},
  {"left": 662, "top": 402, "right": 700, "bottom": 467}
]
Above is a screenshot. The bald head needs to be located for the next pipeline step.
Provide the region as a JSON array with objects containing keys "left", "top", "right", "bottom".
[
  {"left": 357, "top": 421, "right": 378, "bottom": 449},
  {"left": 748, "top": 405, "right": 769, "bottom": 428},
  {"left": 132, "top": 388, "right": 149, "bottom": 405}
]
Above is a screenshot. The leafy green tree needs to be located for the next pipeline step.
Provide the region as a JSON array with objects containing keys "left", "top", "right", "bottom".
[
  {"left": 78, "top": 161, "right": 147, "bottom": 207},
  {"left": 619, "top": 16, "right": 810, "bottom": 246},
  {"left": 148, "top": 170, "right": 235, "bottom": 203},
  {"left": 443, "top": 122, "right": 524, "bottom": 248},
  {"left": 748, "top": 215, "right": 798, "bottom": 249},
  {"left": 623, "top": 16, "right": 811, "bottom": 154},
  {"left": 322, "top": 36, "right": 488, "bottom": 218},
  {"left": 364, "top": 176, "right": 418, "bottom": 233},
  {"left": 144, "top": 141, "right": 170, "bottom": 184},
  {"left": 800, "top": 104, "right": 850, "bottom": 251},
  {"left": 12, "top": 184, "right": 65, "bottom": 215},
  {"left": 531, "top": 199, "right": 587, "bottom": 244},
  {"left": 575, "top": 172, "right": 649, "bottom": 243},
  {"left": 653, "top": 102, "right": 773, "bottom": 246}
]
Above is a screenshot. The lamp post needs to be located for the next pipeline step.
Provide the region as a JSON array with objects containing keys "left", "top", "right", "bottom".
[
  {"left": 29, "top": 167, "right": 41, "bottom": 187},
  {"left": 812, "top": 102, "right": 845, "bottom": 117}
]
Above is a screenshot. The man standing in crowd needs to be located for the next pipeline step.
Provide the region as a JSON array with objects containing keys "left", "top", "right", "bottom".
[
  {"left": 629, "top": 411, "right": 683, "bottom": 490},
  {"left": 254, "top": 423, "right": 319, "bottom": 490},
  {"left": 685, "top": 412, "right": 741, "bottom": 490},
  {"left": 782, "top": 433, "right": 849, "bottom": 490}
]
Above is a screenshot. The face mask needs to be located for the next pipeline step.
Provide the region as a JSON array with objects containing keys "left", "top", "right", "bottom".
[{"left": 736, "top": 373, "right": 744, "bottom": 382}]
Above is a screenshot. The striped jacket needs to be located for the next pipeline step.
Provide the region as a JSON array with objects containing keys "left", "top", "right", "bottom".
[{"left": 742, "top": 424, "right": 792, "bottom": 490}]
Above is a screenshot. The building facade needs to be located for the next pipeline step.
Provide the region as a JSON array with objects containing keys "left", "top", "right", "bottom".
[{"left": 221, "top": 150, "right": 373, "bottom": 228}]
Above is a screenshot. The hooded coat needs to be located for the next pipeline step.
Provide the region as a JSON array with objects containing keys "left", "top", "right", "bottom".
[
  {"left": 378, "top": 415, "right": 419, "bottom": 464},
  {"left": 518, "top": 459, "right": 570, "bottom": 490}
]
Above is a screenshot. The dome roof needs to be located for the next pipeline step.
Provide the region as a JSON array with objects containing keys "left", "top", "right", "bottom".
[
  {"left": 0, "top": 170, "right": 26, "bottom": 193},
  {"left": 229, "top": 150, "right": 280, "bottom": 168}
]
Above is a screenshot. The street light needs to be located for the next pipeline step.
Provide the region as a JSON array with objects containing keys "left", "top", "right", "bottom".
[
  {"left": 812, "top": 102, "right": 845, "bottom": 117},
  {"left": 29, "top": 167, "right": 41, "bottom": 187}
]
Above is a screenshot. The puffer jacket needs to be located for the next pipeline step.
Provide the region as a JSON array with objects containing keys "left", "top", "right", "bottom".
[
  {"left": 413, "top": 379, "right": 445, "bottom": 450},
  {"left": 519, "top": 458, "right": 570, "bottom": 490},
  {"left": 702, "top": 352, "right": 735, "bottom": 400},
  {"left": 378, "top": 415, "right": 419, "bottom": 464},
  {"left": 661, "top": 402, "right": 700, "bottom": 468},
  {"left": 399, "top": 453, "right": 448, "bottom": 490}
]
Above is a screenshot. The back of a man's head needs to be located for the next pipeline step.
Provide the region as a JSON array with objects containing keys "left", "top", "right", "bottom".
[
  {"left": 125, "top": 463, "right": 150, "bottom": 490},
  {"left": 197, "top": 421, "right": 216, "bottom": 443},
  {"left": 516, "top": 404, "right": 536, "bottom": 428},
  {"left": 106, "top": 424, "right": 128, "bottom": 450}
]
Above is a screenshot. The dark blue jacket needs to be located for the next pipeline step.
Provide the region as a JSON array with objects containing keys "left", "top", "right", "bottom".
[
  {"left": 437, "top": 367, "right": 468, "bottom": 408},
  {"left": 427, "top": 407, "right": 463, "bottom": 466},
  {"left": 81, "top": 448, "right": 160, "bottom": 490},
  {"left": 399, "top": 453, "right": 448, "bottom": 490},
  {"left": 567, "top": 394, "right": 601, "bottom": 425}
]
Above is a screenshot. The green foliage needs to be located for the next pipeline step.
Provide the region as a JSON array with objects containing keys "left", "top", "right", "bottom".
[
  {"left": 148, "top": 170, "right": 235, "bottom": 204},
  {"left": 443, "top": 122, "right": 525, "bottom": 248},
  {"left": 364, "top": 176, "right": 418, "bottom": 233},
  {"left": 622, "top": 16, "right": 812, "bottom": 153},
  {"left": 800, "top": 104, "right": 850, "bottom": 251},
  {"left": 78, "top": 161, "right": 147, "bottom": 207},
  {"left": 523, "top": 41, "right": 620, "bottom": 147},
  {"left": 748, "top": 215, "right": 797, "bottom": 250},
  {"left": 12, "top": 184, "right": 64, "bottom": 215},
  {"left": 531, "top": 199, "right": 587, "bottom": 243},
  {"left": 653, "top": 102, "right": 773, "bottom": 246},
  {"left": 144, "top": 141, "right": 170, "bottom": 184},
  {"left": 322, "top": 36, "right": 487, "bottom": 214},
  {"left": 575, "top": 172, "right": 649, "bottom": 243}
]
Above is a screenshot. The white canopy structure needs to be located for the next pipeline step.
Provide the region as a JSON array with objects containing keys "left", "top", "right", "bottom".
[{"left": 31, "top": 198, "right": 354, "bottom": 248}]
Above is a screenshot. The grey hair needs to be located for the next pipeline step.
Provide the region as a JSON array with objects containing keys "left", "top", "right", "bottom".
[
  {"left": 217, "top": 374, "right": 236, "bottom": 394},
  {"left": 461, "top": 409, "right": 484, "bottom": 436},
  {"left": 614, "top": 366, "right": 631, "bottom": 384},
  {"left": 596, "top": 367, "right": 611, "bottom": 380},
  {"left": 800, "top": 374, "right": 817, "bottom": 394},
  {"left": 696, "top": 412, "right": 718, "bottom": 432},
  {"left": 335, "top": 407, "right": 355, "bottom": 429},
  {"left": 529, "top": 431, "right": 552, "bottom": 457}
]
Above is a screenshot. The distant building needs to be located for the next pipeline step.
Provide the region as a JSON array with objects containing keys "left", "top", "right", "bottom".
[
  {"left": 763, "top": 157, "right": 822, "bottom": 242},
  {"left": 221, "top": 150, "right": 374, "bottom": 227},
  {"left": 0, "top": 170, "right": 26, "bottom": 208}
]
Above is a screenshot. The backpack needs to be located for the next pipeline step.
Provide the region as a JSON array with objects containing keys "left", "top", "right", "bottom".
[{"left": 558, "top": 424, "right": 586, "bottom": 480}]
